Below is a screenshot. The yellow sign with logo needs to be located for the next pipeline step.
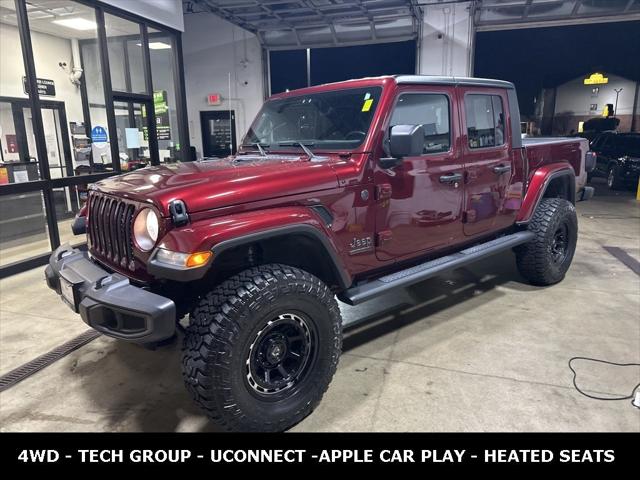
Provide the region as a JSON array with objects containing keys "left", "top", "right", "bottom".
[{"left": 584, "top": 73, "right": 608, "bottom": 85}]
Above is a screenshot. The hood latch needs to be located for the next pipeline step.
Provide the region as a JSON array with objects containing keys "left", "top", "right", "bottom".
[{"left": 169, "top": 200, "right": 189, "bottom": 227}]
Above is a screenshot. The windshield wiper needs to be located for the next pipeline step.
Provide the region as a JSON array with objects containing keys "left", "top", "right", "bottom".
[
  {"left": 278, "top": 141, "right": 317, "bottom": 160},
  {"left": 242, "top": 142, "right": 270, "bottom": 156}
]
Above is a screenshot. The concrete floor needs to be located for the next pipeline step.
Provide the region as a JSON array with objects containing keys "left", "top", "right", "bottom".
[{"left": 1, "top": 179, "right": 639, "bottom": 432}]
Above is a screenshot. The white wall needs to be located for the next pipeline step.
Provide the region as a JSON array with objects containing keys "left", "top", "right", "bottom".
[
  {"left": 0, "top": 24, "right": 84, "bottom": 121},
  {"left": 182, "top": 12, "right": 264, "bottom": 158},
  {"left": 0, "top": 23, "right": 26, "bottom": 100},
  {"left": 554, "top": 74, "right": 637, "bottom": 116},
  {"left": 101, "top": 0, "right": 184, "bottom": 31},
  {"left": 418, "top": 1, "right": 474, "bottom": 77}
]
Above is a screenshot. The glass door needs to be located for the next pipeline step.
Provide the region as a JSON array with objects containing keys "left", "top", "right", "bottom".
[{"left": 113, "top": 100, "right": 153, "bottom": 171}]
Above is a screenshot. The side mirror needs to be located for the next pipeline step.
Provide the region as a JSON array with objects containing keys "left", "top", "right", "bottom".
[{"left": 380, "top": 124, "right": 424, "bottom": 168}]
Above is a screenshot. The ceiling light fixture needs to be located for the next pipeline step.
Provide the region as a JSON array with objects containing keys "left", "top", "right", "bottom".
[
  {"left": 136, "top": 41, "right": 172, "bottom": 50},
  {"left": 52, "top": 18, "right": 97, "bottom": 30}
]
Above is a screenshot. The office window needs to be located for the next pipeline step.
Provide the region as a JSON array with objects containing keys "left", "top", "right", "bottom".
[
  {"left": 390, "top": 93, "right": 451, "bottom": 154},
  {"left": 465, "top": 94, "right": 505, "bottom": 149}
]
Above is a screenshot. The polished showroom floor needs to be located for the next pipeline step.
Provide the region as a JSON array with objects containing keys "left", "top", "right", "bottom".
[{"left": 1, "top": 179, "right": 639, "bottom": 432}]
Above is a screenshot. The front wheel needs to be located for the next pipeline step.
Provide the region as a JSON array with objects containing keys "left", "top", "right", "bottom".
[
  {"left": 182, "top": 264, "right": 342, "bottom": 432},
  {"left": 515, "top": 198, "right": 578, "bottom": 286}
]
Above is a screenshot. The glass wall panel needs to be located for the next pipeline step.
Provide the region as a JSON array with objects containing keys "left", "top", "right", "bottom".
[
  {"left": 148, "top": 28, "right": 180, "bottom": 162},
  {"left": 0, "top": 191, "right": 52, "bottom": 266},
  {"left": 0, "top": 0, "right": 187, "bottom": 276},
  {"left": 0, "top": 0, "right": 42, "bottom": 182},
  {"left": 104, "top": 13, "right": 146, "bottom": 94},
  {"left": 25, "top": 0, "right": 114, "bottom": 179},
  {"left": 80, "top": 38, "right": 113, "bottom": 169}
]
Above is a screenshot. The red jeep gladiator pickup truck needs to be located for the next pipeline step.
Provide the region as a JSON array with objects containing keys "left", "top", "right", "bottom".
[{"left": 45, "top": 75, "right": 595, "bottom": 431}]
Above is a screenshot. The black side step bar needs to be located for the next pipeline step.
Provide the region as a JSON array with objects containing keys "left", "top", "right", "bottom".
[{"left": 338, "top": 230, "right": 535, "bottom": 306}]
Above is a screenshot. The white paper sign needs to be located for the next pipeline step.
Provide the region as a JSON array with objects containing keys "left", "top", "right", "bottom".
[
  {"left": 14, "top": 170, "right": 29, "bottom": 183},
  {"left": 125, "top": 128, "right": 140, "bottom": 148}
]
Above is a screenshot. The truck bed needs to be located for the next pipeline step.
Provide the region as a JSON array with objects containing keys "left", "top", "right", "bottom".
[{"left": 523, "top": 136, "right": 589, "bottom": 193}]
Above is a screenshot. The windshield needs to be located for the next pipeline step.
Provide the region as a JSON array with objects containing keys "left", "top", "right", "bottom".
[{"left": 243, "top": 87, "right": 382, "bottom": 151}]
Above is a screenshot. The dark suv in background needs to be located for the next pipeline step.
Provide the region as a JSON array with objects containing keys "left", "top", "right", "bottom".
[{"left": 589, "top": 132, "right": 640, "bottom": 190}]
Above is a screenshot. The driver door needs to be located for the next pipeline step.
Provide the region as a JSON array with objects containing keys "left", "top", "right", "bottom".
[{"left": 374, "top": 86, "right": 464, "bottom": 261}]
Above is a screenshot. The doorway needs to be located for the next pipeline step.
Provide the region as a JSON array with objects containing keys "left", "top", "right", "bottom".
[
  {"left": 0, "top": 97, "right": 77, "bottom": 263},
  {"left": 200, "top": 110, "right": 236, "bottom": 158},
  {"left": 113, "top": 100, "right": 154, "bottom": 171},
  {"left": 0, "top": 97, "right": 73, "bottom": 181}
]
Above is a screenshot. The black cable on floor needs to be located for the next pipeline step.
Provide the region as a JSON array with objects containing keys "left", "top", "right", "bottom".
[{"left": 568, "top": 357, "right": 640, "bottom": 407}]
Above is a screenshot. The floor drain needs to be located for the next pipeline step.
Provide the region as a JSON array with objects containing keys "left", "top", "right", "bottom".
[{"left": 0, "top": 329, "right": 101, "bottom": 393}]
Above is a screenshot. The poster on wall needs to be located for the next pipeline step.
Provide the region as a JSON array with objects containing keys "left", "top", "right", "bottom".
[
  {"left": 5, "top": 134, "right": 17, "bottom": 153},
  {"left": 91, "top": 126, "right": 108, "bottom": 143},
  {"left": 22, "top": 77, "right": 56, "bottom": 97},
  {"left": 143, "top": 90, "right": 171, "bottom": 141}
]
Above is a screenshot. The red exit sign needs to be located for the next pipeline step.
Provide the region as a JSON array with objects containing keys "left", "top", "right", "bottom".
[{"left": 208, "top": 93, "right": 222, "bottom": 106}]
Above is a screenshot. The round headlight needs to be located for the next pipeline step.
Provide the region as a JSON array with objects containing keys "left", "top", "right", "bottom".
[{"left": 133, "top": 208, "right": 159, "bottom": 251}]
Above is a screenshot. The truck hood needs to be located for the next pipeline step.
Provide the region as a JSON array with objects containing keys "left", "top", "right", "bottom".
[{"left": 93, "top": 154, "right": 340, "bottom": 216}]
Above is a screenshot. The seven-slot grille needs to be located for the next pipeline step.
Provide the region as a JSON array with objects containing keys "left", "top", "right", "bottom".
[{"left": 87, "top": 191, "right": 136, "bottom": 270}]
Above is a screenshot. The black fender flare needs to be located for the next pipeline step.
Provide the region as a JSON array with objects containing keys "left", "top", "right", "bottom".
[{"left": 210, "top": 224, "right": 353, "bottom": 290}]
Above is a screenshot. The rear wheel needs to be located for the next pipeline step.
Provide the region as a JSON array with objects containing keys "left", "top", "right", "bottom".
[
  {"left": 607, "top": 165, "right": 624, "bottom": 190},
  {"left": 182, "top": 264, "right": 342, "bottom": 432},
  {"left": 515, "top": 198, "right": 578, "bottom": 286}
]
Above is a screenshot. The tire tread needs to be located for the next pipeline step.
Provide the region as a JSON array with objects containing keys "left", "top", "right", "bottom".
[
  {"left": 515, "top": 198, "right": 577, "bottom": 286},
  {"left": 182, "top": 263, "right": 342, "bottom": 432}
]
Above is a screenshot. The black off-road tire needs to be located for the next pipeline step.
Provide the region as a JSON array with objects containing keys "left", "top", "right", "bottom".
[
  {"left": 515, "top": 198, "right": 578, "bottom": 286},
  {"left": 182, "top": 264, "right": 342, "bottom": 432}
]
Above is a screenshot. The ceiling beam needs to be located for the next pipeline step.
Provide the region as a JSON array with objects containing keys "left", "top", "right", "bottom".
[{"left": 476, "top": 11, "right": 640, "bottom": 32}]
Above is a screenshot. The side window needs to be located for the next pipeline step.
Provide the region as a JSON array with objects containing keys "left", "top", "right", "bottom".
[
  {"left": 465, "top": 94, "right": 505, "bottom": 149},
  {"left": 390, "top": 93, "right": 451, "bottom": 154}
]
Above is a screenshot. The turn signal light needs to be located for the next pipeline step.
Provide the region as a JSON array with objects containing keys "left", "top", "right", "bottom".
[{"left": 186, "top": 251, "right": 212, "bottom": 268}]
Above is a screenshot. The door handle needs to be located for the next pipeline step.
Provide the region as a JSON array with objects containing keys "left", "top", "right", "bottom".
[
  {"left": 439, "top": 173, "right": 463, "bottom": 184},
  {"left": 493, "top": 164, "right": 511, "bottom": 175}
]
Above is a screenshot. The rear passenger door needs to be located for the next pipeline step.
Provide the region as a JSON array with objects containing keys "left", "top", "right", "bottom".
[{"left": 460, "top": 88, "right": 515, "bottom": 237}]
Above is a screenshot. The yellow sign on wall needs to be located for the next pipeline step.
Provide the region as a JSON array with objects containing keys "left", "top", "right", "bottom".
[{"left": 584, "top": 73, "right": 609, "bottom": 85}]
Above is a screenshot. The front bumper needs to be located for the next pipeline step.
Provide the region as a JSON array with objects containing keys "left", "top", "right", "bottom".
[{"left": 45, "top": 245, "right": 176, "bottom": 343}]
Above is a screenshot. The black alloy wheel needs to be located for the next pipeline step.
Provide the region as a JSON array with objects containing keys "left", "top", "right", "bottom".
[
  {"left": 550, "top": 224, "right": 569, "bottom": 264},
  {"left": 246, "top": 313, "right": 315, "bottom": 396}
]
